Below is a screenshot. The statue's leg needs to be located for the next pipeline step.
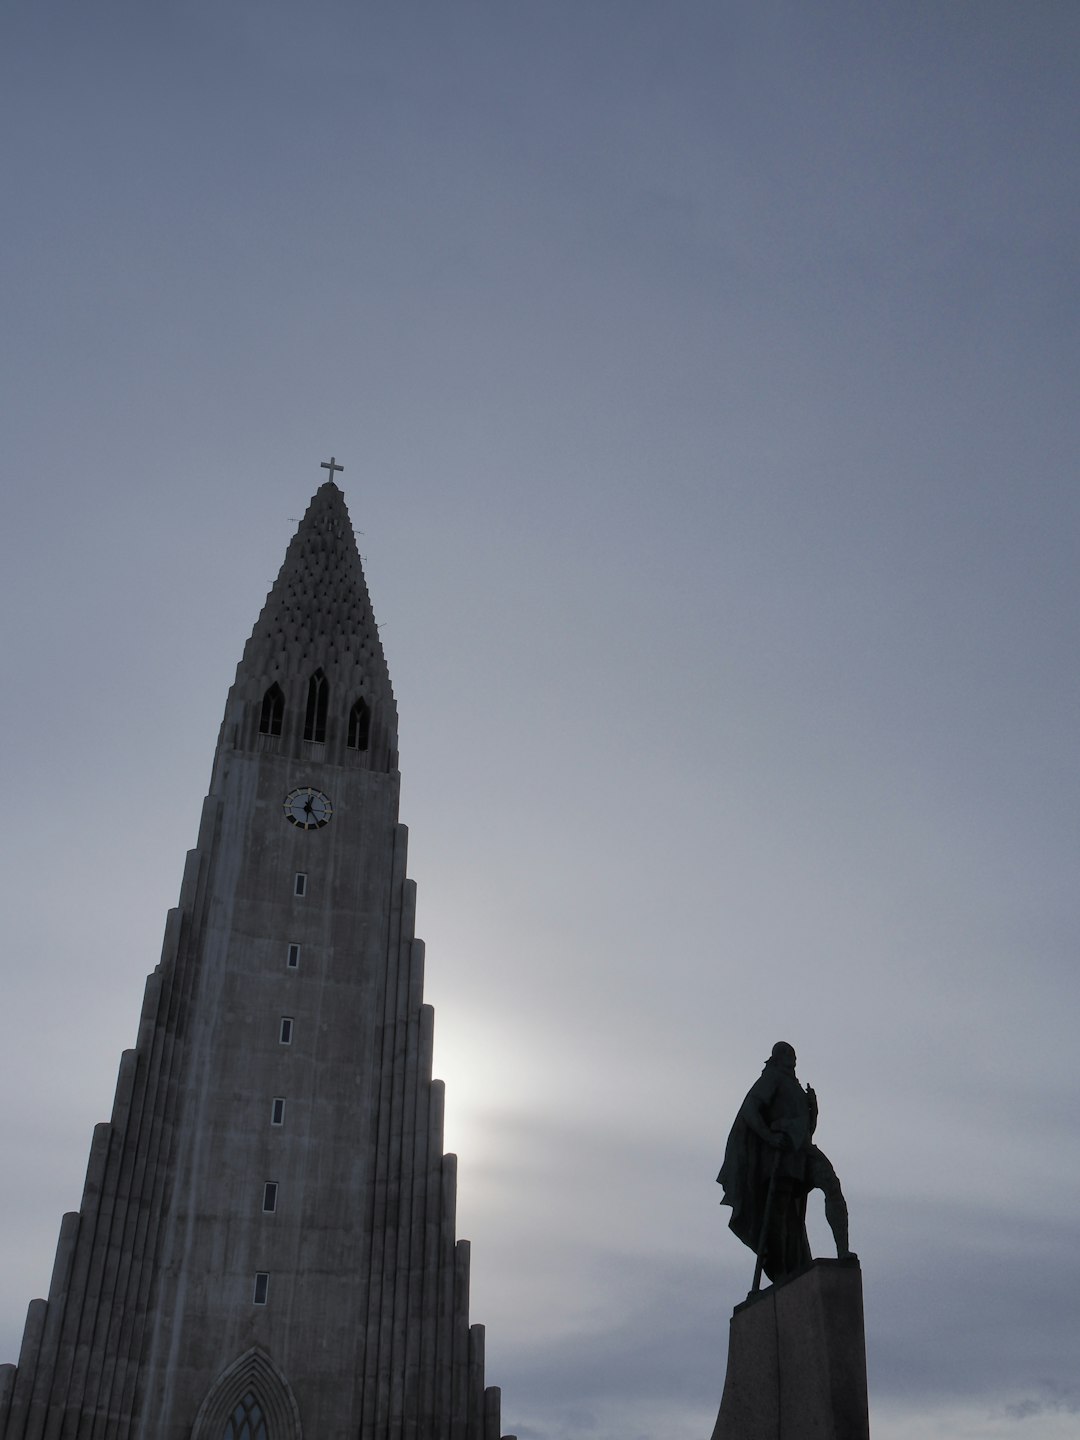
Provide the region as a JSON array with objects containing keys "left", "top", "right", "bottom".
[
  {"left": 809, "top": 1150, "right": 851, "bottom": 1258},
  {"left": 765, "top": 1179, "right": 809, "bottom": 1279},
  {"left": 824, "top": 1187, "right": 850, "bottom": 1258}
]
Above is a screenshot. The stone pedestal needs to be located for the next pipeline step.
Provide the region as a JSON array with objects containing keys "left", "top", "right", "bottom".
[{"left": 711, "top": 1257, "right": 869, "bottom": 1440}]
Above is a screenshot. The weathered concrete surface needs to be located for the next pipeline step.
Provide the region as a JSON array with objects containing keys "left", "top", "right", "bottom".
[{"left": 712, "top": 1257, "right": 869, "bottom": 1440}]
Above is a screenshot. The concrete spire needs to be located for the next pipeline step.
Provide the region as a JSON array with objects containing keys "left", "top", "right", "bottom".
[{"left": 219, "top": 479, "right": 398, "bottom": 772}]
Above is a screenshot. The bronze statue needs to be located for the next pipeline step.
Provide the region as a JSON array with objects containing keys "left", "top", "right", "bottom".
[{"left": 717, "top": 1042, "right": 851, "bottom": 1286}]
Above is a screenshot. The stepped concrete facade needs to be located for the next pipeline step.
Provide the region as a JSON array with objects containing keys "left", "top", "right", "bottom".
[{"left": 0, "top": 476, "right": 509, "bottom": 1440}]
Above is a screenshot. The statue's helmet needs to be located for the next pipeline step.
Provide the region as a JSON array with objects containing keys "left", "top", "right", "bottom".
[{"left": 770, "top": 1041, "right": 797, "bottom": 1067}]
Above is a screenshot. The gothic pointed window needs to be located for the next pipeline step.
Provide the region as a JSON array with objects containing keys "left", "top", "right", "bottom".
[
  {"left": 259, "top": 684, "right": 284, "bottom": 737},
  {"left": 303, "top": 669, "right": 328, "bottom": 743},
  {"left": 192, "top": 1346, "right": 300, "bottom": 1440},
  {"left": 347, "top": 697, "right": 370, "bottom": 752},
  {"left": 224, "top": 1390, "right": 268, "bottom": 1440}
]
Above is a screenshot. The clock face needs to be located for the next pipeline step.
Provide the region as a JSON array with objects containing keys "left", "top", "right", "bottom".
[{"left": 283, "top": 787, "right": 333, "bottom": 830}]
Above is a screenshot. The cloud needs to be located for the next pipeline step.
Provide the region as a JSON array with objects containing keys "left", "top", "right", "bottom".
[{"left": 1002, "top": 1382, "right": 1080, "bottom": 1420}]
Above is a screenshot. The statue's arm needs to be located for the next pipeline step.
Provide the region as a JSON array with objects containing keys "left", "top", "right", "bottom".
[{"left": 738, "top": 1075, "right": 783, "bottom": 1148}]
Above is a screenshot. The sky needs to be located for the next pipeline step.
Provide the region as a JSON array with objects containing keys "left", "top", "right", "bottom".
[{"left": 1, "top": 3, "right": 1078, "bottom": 1436}]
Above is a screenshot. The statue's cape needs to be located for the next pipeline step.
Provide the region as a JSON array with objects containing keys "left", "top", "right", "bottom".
[
  {"left": 717, "top": 1109, "right": 772, "bottom": 1250},
  {"left": 716, "top": 1069, "right": 811, "bottom": 1259}
]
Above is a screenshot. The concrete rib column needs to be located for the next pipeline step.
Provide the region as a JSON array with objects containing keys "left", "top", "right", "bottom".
[
  {"left": 102, "top": 958, "right": 168, "bottom": 1436},
  {"left": 390, "top": 899, "right": 422, "bottom": 1438},
  {"left": 483, "top": 1386, "right": 502, "bottom": 1440},
  {"left": 362, "top": 828, "right": 411, "bottom": 1437},
  {"left": 402, "top": 997, "right": 434, "bottom": 1436},
  {"left": 114, "top": 955, "right": 185, "bottom": 1436},
  {"left": 374, "top": 873, "right": 418, "bottom": 1436},
  {"left": 71, "top": 1049, "right": 140, "bottom": 1427},
  {"left": 450, "top": 1241, "right": 471, "bottom": 1440},
  {"left": 467, "top": 1326, "right": 485, "bottom": 1440},
  {"left": 4, "top": 1299, "right": 49, "bottom": 1440},
  {"left": 398, "top": 879, "right": 418, "bottom": 996},
  {"left": 373, "top": 1005, "right": 405, "bottom": 1434},
  {"left": 90, "top": 1047, "right": 160, "bottom": 1436},
  {"left": 388, "top": 994, "right": 422, "bottom": 1438},
  {"left": 418, "top": 1076, "right": 445, "bottom": 1432},
  {"left": 0, "top": 1364, "right": 15, "bottom": 1433},
  {"left": 92, "top": 1052, "right": 157, "bottom": 1435},
  {"left": 433, "top": 1153, "right": 457, "bottom": 1440},
  {"left": 117, "top": 845, "right": 208, "bottom": 1436},
  {"left": 15, "top": 1209, "right": 79, "bottom": 1440},
  {"left": 37, "top": 1120, "right": 115, "bottom": 1440},
  {"left": 115, "top": 891, "right": 199, "bottom": 1435},
  {"left": 51, "top": 1129, "right": 126, "bottom": 1431}
]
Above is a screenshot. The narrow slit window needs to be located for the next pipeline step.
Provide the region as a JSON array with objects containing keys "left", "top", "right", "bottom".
[
  {"left": 279, "top": 1017, "right": 293, "bottom": 1045},
  {"left": 262, "top": 1182, "right": 278, "bottom": 1213},
  {"left": 258, "top": 683, "right": 284, "bottom": 737},
  {"left": 287, "top": 943, "right": 300, "bottom": 969},
  {"left": 252, "top": 1272, "right": 269, "bottom": 1305},
  {"left": 347, "top": 696, "right": 371, "bottom": 751},
  {"left": 294, "top": 873, "right": 307, "bottom": 897},
  {"left": 303, "top": 668, "right": 329, "bottom": 743},
  {"left": 271, "top": 1097, "right": 285, "bottom": 1126}
]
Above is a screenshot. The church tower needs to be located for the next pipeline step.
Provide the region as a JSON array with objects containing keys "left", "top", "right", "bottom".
[{"left": 0, "top": 472, "right": 509, "bottom": 1440}]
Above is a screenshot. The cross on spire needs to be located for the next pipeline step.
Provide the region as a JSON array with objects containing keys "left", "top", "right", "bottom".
[{"left": 321, "top": 456, "right": 344, "bottom": 480}]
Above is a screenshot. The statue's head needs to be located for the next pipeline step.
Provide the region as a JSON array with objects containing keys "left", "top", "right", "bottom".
[{"left": 770, "top": 1041, "right": 797, "bottom": 1071}]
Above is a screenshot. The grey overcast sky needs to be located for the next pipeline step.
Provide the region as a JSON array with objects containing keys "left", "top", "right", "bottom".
[{"left": 2, "top": 4, "right": 1078, "bottom": 1437}]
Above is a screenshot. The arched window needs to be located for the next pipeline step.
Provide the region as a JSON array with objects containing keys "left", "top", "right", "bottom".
[
  {"left": 224, "top": 1391, "right": 268, "bottom": 1440},
  {"left": 259, "top": 684, "right": 284, "bottom": 737},
  {"left": 192, "top": 1346, "right": 301, "bottom": 1440},
  {"left": 303, "top": 670, "right": 328, "bottom": 743},
  {"left": 347, "top": 697, "right": 370, "bottom": 752}
]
